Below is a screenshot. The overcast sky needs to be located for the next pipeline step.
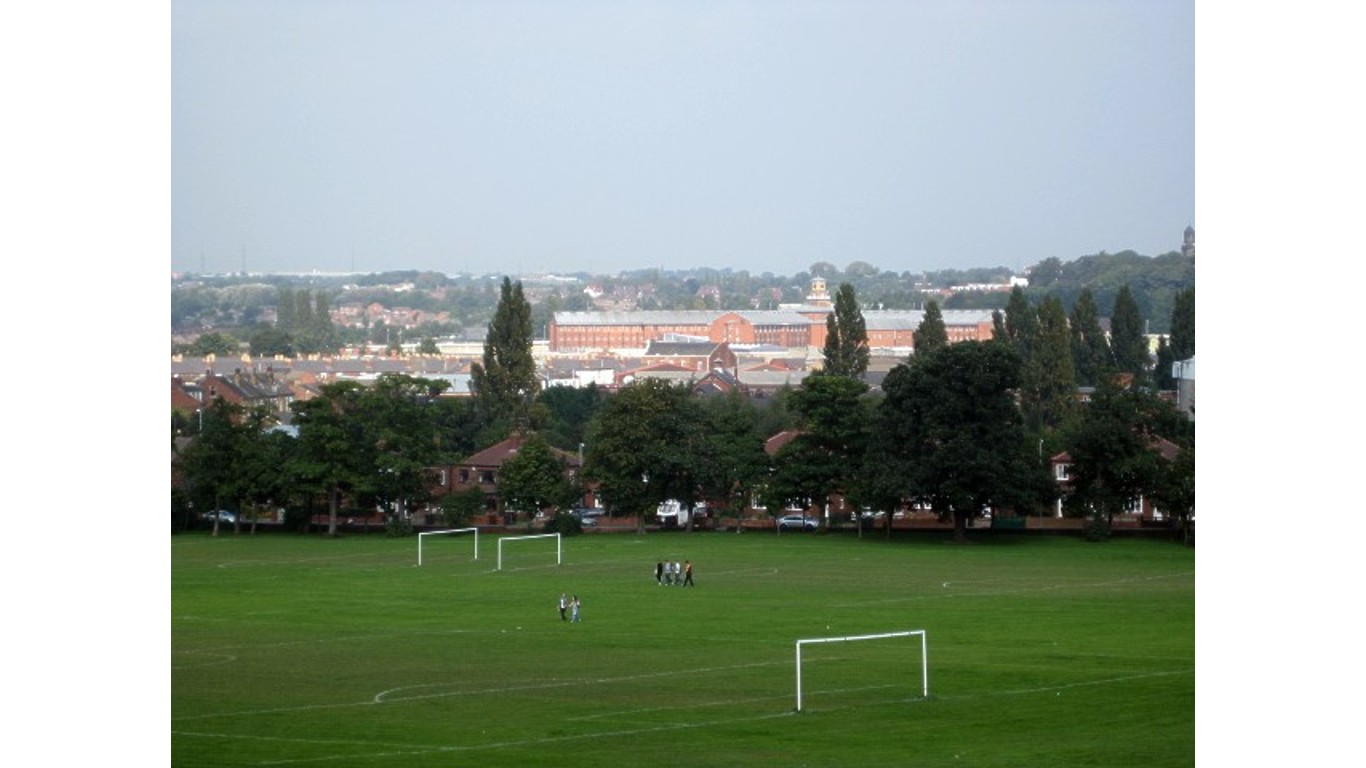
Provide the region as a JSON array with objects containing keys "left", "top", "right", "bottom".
[{"left": 172, "top": 0, "right": 1193, "bottom": 277}]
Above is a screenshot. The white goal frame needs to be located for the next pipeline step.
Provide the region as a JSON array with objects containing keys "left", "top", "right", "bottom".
[
  {"left": 794, "top": 630, "right": 928, "bottom": 712},
  {"left": 417, "top": 528, "right": 479, "bottom": 566},
  {"left": 497, "top": 533, "right": 562, "bottom": 571}
]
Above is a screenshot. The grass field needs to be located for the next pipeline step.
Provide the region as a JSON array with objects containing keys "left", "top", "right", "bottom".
[{"left": 172, "top": 530, "right": 1194, "bottom": 767}]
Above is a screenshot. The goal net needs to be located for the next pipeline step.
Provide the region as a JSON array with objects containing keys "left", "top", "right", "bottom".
[
  {"left": 496, "top": 533, "right": 562, "bottom": 571},
  {"left": 794, "top": 630, "right": 928, "bottom": 712},
  {"left": 417, "top": 528, "right": 479, "bottom": 566}
]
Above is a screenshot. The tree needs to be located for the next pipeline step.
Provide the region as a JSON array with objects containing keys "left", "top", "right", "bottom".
[
  {"left": 821, "top": 282, "right": 869, "bottom": 378},
  {"left": 872, "top": 341, "right": 1052, "bottom": 542},
  {"left": 766, "top": 374, "right": 870, "bottom": 528},
  {"left": 470, "top": 277, "right": 539, "bottom": 440},
  {"left": 1069, "top": 289, "right": 1111, "bottom": 388},
  {"left": 1109, "top": 285, "right": 1149, "bottom": 383},
  {"left": 1150, "top": 442, "right": 1195, "bottom": 545},
  {"left": 290, "top": 381, "right": 376, "bottom": 536},
  {"left": 363, "top": 374, "right": 451, "bottom": 525},
  {"left": 583, "top": 380, "right": 705, "bottom": 533},
  {"left": 496, "top": 435, "right": 580, "bottom": 526},
  {"left": 1002, "top": 286, "right": 1037, "bottom": 360},
  {"left": 1022, "top": 296, "right": 1077, "bottom": 431},
  {"left": 249, "top": 326, "right": 295, "bottom": 357},
  {"left": 1169, "top": 287, "right": 1195, "bottom": 361},
  {"left": 1060, "top": 379, "right": 1167, "bottom": 540},
  {"left": 697, "top": 389, "right": 770, "bottom": 527},
  {"left": 912, "top": 300, "right": 949, "bottom": 355},
  {"left": 188, "top": 331, "right": 239, "bottom": 357},
  {"left": 178, "top": 397, "right": 281, "bottom": 535}
]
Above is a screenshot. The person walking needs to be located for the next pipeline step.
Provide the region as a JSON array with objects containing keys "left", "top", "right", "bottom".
[
  {"left": 570, "top": 595, "right": 581, "bottom": 623},
  {"left": 683, "top": 560, "right": 694, "bottom": 586},
  {"left": 655, "top": 561, "right": 664, "bottom": 585},
  {"left": 673, "top": 561, "right": 683, "bottom": 586},
  {"left": 558, "top": 592, "right": 568, "bottom": 621}
]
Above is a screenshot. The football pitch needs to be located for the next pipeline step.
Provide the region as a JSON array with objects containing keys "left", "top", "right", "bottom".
[{"left": 172, "top": 530, "right": 1194, "bottom": 767}]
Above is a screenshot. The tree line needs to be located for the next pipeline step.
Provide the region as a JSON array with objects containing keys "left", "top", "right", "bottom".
[{"left": 174, "top": 278, "right": 1194, "bottom": 544}]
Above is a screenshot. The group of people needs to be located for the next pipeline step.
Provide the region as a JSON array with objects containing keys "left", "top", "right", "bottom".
[
  {"left": 558, "top": 592, "right": 581, "bottom": 622},
  {"left": 655, "top": 559, "right": 694, "bottom": 586}
]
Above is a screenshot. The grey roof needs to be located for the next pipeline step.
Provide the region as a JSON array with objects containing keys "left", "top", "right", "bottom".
[{"left": 553, "top": 310, "right": 814, "bottom": 326}]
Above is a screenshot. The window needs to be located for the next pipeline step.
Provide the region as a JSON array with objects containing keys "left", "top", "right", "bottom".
[
  {"left": 458, "top": 469, "right": 470, "bottom": 484},
  {"left": 479, "top": 470, "right": 496, "bottom": 485},
  {"left": 1055, "top": 463, "right": 1070, "bottom": 481}
]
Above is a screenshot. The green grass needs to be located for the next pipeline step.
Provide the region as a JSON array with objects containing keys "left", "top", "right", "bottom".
[{"left": 172, "top": 530, "right": 1194, "bottom": 767}]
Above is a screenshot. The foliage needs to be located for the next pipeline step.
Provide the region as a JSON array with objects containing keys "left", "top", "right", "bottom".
[
  {"left": 911, "top": 300, "right": 948, "bottom": 354},
  {"left": 766, "top": 374, "right": 871, "bottom": 521},
  {"left": 1022, "top": 296, "right": 1078, "bottom": 431},
  {"left": 1169, "top": 287, "right": 1195, "bottom": 361},
  {"left": 1108, "top": 285, "right": 1149, "bottom": 383},
  {"left": 187, "top": 331, "right": 240, "bottom": 357},
  {"left": 496, "top": 435, "right": 580, "bottom": 519},
  {"left": 1060, "top": 379, "right": 1176, "bottom": 536},
  {"left": 535, "top": 384, "right": 606, "bottom": 452},
  {"left": 873, "top": 341, "right": 1053, "bottom": 541},
  {"left": 1069, "top": 289, "right": 1112, "bottom": 388},
  {"left": 441, "top": 487, "right": 487, "bottom": 527},
  {"left": 540, "top": 511, "right": 585, "bottom": 535},
  {"left": 696, "top": 389, "right": 771, "bottom": 518},
  {"left": 470, "top": 277, "right": 539, "bottom": 440},
  {"left": 384, "top": 516, "right": 415, "bottom": 538},
  {"left": 583, "top": 379, "right": 705, "bottom": 531},
  {"left": 289, "top": 381, "right": 377, "bottom": 536},
  {"left": 820, "top": 282, "right": 869, "bottom": 378}
]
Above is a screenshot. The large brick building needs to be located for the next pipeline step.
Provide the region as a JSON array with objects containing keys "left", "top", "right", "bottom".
[{"left": 548, "top": 279, "right": 996, "bottom": 354}]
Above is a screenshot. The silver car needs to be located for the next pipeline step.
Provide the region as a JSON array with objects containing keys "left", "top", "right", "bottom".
[{"left": 777, "top": 514, "right": 818, "bottom": 531}]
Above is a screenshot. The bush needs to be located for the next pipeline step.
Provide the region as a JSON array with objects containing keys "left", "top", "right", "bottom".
[
  {"left": 386, "top": 517, "right": 415, "bottom": 538},
  {"left": 541, "top": 512, "right": 583, "bottom": 536}
]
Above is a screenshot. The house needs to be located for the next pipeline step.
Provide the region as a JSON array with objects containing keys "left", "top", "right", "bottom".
[{"left": 427, "top": 435, "right": 592, "bottom": 525}]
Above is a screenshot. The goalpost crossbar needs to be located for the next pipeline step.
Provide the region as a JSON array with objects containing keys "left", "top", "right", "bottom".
[
  {"left": 794, "top": 629, "right": 927, "bottom": 712},
  {"left": 496, "top": 533, "right": 562, "bottom": 571},
  {"left": 417, "top": 528, "right": 479, "bottom": 566}
]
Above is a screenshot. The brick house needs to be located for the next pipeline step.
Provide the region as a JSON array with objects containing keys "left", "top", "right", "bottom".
[{"left": 427, "top": 435, "right": 593, "bottom": 525}]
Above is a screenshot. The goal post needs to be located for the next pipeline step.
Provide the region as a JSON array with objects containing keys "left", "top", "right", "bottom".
[
  {"left": 497, "top": 533, "right": 562, "bottom": 571},
  {"left": 794, "top": 630, "right": 928, "bottom": 712},
  {"left": 417, "top": 528, "right": 479, "bottom": 566}
]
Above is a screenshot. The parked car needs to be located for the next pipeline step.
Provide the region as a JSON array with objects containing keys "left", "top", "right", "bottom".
[
  {"left": 573, "top": 508, "right": 605, "bottom": 526},
  {"left": 201, "top": 510, "right": 236, "bottom": 524},
  {"left": 777, "top": 514, "right": 818, "bottom": 531}
]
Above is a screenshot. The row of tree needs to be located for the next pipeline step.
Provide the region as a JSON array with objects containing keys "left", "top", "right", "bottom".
[{"left": 175, "top": 277, "right": 1194, "bottom": 544}]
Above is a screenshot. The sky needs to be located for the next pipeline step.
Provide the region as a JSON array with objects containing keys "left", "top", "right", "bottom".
[{"left": 171, "top": 0, "right": 1194, "bottom": 277}]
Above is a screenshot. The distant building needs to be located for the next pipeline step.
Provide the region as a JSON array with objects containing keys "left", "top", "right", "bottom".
[{"left": 1181, "top": 225, "right": 1195, "bottom": 259}]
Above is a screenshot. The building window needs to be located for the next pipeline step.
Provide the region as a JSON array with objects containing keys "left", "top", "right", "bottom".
[
  {"left": 458, "top": 469, "right": 470, "bottom": 484},
  {"left": 479, "top": 470, "right": 496, "bottom": 485},
  {"left": 1055, "top": 463, "right": 1070, "bottom": 481}
]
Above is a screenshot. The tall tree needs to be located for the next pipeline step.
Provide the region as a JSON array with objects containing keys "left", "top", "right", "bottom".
[
  {"left": 1003, "top": 286, "right": 1038, "bottom": 360},
  {"left": 470, "top": 277, "right": 539, "bottom": 440},
  {"left": 1069, "top": 289, "right": 1111, "bottom": 388},
  {"left": 1169, "top": 287, "right": 1195, "bottom": 361},
  {"left": 1109, "top": 285, "right": 1149, "bottom": 383},
  {"left": 1023, "top": 296, "right": 1078, "bottom": 431},
  {"left": 912, "top": 300, "right": 949, "bottom": 355},
  {"left": 872, "top": 341, "right": 1051, "bottom": 542},
  {"left": 821, "top": 282, "right": 869, "bottom": 378}
]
